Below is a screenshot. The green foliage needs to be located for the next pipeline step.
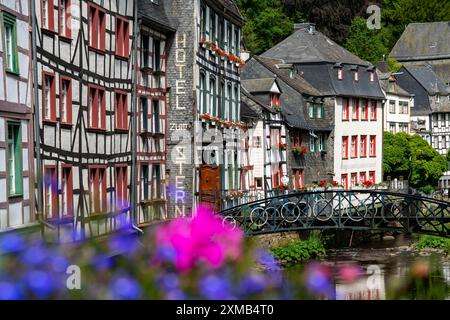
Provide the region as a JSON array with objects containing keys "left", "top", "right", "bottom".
[
  {"left": 383, "top": 132, "right": 448, "bottom": 192},
  {"left": 344, "top": 17, "right": 388, "bottom": 64},
  {"left": 236, "top": 0, "right": 293, "bottom": 55},
  {"left": 414, "top": 235, "right": 450, "bottom": 254},
  {"left": 271, "top": 237, "right": 326, "bottom": 266},
  {"left": 387, "top": 58, "right": 402, "bottom": 73}
]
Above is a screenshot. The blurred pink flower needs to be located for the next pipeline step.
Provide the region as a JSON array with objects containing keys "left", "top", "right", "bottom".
[
  {"left": 155, "top": 206, "right": 243, "bottom": 272},
  {"left": 338, "top": 264, "right": 363, "bottom": 283}
]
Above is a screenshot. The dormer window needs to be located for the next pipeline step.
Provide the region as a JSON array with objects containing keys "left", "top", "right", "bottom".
[
  {"left": 389, "top": 80, "right": 396, "bottom": 93},
  {"left": 436, "top": 95, "right": 440, "bottom": 103},
  {"left": 370, "top": 71, "right": 375, "bottom": 82},
  {"left": 338, "top": 68, "right": 343, "bottom": 80},
  {"left": 290, "top": 66, "right": 296, "bottom": 79},
  {"left": 354, "top": 71, "right": 359, "bottom": 82},
  {"left": 271, "top": 93, "right": 281, "bottom": 107}
]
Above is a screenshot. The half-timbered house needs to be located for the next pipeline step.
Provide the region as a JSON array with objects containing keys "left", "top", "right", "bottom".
[
  {"left": 35, "top": 0, "right": 135, "bottom": 240},
  {"left": 136, "top": 0, "right": 174, "bottom": 226},
  {"left": 0, "top": 1, "right": 35, "bottom": 233}
]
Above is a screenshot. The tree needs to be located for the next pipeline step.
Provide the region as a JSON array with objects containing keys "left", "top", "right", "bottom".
[
  {"left": 384, "top": 132, "right": 448, "bottom": 192},
  {"left": 344, "top": 17, "right": 388, "bottom": 64},
  {"left": 237, "top": 0, "right": 294, "bottom": 55}
]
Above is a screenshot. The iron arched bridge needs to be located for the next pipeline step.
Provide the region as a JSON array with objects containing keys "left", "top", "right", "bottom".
[{"left": 218, "top": 190, "right": 450, "bottom": 238}]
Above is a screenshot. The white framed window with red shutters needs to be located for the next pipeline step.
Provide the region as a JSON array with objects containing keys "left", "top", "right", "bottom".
[
  {"left": 89, "top": 165, "right": 107, "bottom": 214},
  {"left": 115, "top": 165, "right": 128, "bottom": 210},
  {"left": 342, "top": 98, "right": 350, "bottom": 121},
  {"left": 342, "top": 136, "right": 349, "bottom": 159},
  {"left": 351, "top": 173, "right": 358, "bottom": 187},
  {"left": 370, "top": 100, "right": 377, "bottom": 120},
  {"left": 115, "top": 91, "right": 128, "bottom": 130},
  {"left": 359, "top": 172, "right": 367, "bottom": 185},
  {"left": 369, "top": 135, "right": 376, "bottom": 157},
  {"left": 116, "top": 16, "right": 130, "bottom": 58},
  {"left": 360, "top": 135, "right": 367, "bottom": 157},
  {"left": 44, "top": 166, "right": 57, "bottom": 219},
  {"left": 59, "top": 0, "right": 71, "bottom": 38},
  {"left": 89, "top": 3, "right": 106, "bottom": 51},
  {"left": 352, "top": 98, "right": 359, "bottom": 120},
  {"left": 351, "top": 135, "right": 358, "bottom": 158},
  {"left": 42, "top": 0, "right": 55, "bottom": 31},
  {"left": 271, "top": 93, "right": 281, "bottom": 107},
  {"left": 361, "top": 99, "right": 369, "bottom": 120},
  {"left": 341, "top": 174, "right": 348, "bottom": 189},
  {"left": 88, "top": 85, "right": 106, "bottom": 130},
  {"left": 43, "top": 72, "right": 56, "bottom": 122},
  {"left": 61, "top": 164, "right": 73, "bottom": 217},
  {"left": 60, "top": 76, "right": 72, "bottom": 125},
  {"left": 369, "top": 171, "right": 376, "bottom": 184},
  {"left": 272, "top": 163, "right": 283, "bottom": 188}
]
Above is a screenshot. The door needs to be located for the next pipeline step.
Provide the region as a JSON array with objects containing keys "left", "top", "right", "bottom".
[{"left": 199, "top": 165, "right": 221, "bottom": 212}]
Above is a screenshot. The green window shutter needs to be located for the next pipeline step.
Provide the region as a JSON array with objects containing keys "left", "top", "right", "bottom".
[
  {"left": 3, "top": 13, "right": 19, "bottom": 74},
  {"left": 221, "top": 82, "right": 225, "bottom": 118},
  {"left": 7, "top": 122, "right": 23, "bottom": 197}
]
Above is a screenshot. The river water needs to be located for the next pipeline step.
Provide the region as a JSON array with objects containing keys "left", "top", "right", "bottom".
[{"left": 314, "top": 236, "right": 450, "bottom": 300}]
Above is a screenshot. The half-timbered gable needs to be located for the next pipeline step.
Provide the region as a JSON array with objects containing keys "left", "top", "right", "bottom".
[
  {"left": 0, "top": 1, "right": 35, "bottom": 233},
  {"left": 35, "top": 0, "right": 135, "bottom": 240}
]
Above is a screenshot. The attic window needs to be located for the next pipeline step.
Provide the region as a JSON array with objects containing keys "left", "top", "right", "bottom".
[
  {"left": 338, "top": 68, "right": 343, "bottom": 80},
  {"left": 370, "top": 71, "right": 375, "bottom": 82},
  {"left": 436, "top": 95, "right": 440, "bottom": 103},
  {"left": 354, "top": 71, "right": 359, "bottom": 82},
  {"left": 389, "top": 80, "right": 396, "bottom": 93},
  {"left": 290, "top": 66, "right": 296, "bottom": 79}
]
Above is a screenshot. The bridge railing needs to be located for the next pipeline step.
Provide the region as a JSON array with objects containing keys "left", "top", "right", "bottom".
[{"left": 218, "top": 190, "right": 450, "bottom": 238}]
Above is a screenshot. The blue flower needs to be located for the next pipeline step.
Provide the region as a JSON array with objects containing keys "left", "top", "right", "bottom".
[
  {"left": 111, "top": 276, "right": 142, "bottom": 300},
  {"left": 109, "top": 234, "right": 141, "bottom": 257},
  {"left": 0, "top": 233, "right": 26, "bottom": 254},
  {"left": 0, "top": 281, "right": 23, "bottom": 300},
  {"left": 24, "top": 270, "right": 55, "bottom": 299},
  {"left": 48, "top": 252, "right": 70, "bottom": 273},
  {"left": 305, "top": 263, "right": 333, "bottom": 296},
  {"left": 155, "top": 246, "right": 177, "bottom": 263},
  {"left": 166, "top": 289, "right": 186, "bottom": 300},
  {"left": 256, "top": 249, "right": 281, "bottom": 271},
  {"left": 157, "top": 273, "right": 180, "bottom": 291},
  {"left": 20, "top": 245, "right": 48, "bottom": 267},
  {"left": 199, "top": 275, "right": 232, "bottom": 300},
  {"left": 238, "top": 273, "right": 267, "bottom": 296}
]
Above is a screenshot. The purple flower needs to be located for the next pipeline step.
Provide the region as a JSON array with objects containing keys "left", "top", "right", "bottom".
[
  {"left": 238, "top": 274, "right": 267, "bottom": 296},
  {"left": 0, "top": 233, "right": 26, "bottom": 254},
  {"left": 256, "top": 249, "right": 280, "bottom": 271},
  {"left": 0, "top": 281, "right": 22, "bottom": 300},
  {"left": 156, "top": 273, "right": 180, "bottom": 291},
  {"left": 199, "top": 275, "right": 233, "bottom": 300},
  {"left": 20, "top": 245, "right": 48, "bottom": 267},
  {"left": 155, "top": 246, "right": 177, "bottom": 263},
  {"left": 24, "top": 270, "right": 55, "bottom": 299},
  {"left": 48, "top": 252, "right": 70, "bottom": 273},
  {"left": 92, "top": 255, "right": 117, "bottom": 271},
  {"left": 110, "top": 276, "right": 142, "bottom": 300},
  {"left": 305, "top": 263, "right": 333, "bottom": 297},
  {"left": 108, "top": 234, "right": 141, "bottom": 257}
]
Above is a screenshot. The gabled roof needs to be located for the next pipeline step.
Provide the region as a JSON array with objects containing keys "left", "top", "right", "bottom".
[
  {"left": 378, "top": 72, "right": 414, "bottom": 97},
  {"left": 390, "top": 22, "right": 450, "bottom": 61},
  {"left": 241, "top": 78, "right": 281, "bottom": 94},
  {"left": 403, "top": 65, "right": 450, "bottom": 95},
  {"left": 138, "top": 0, "right": 175, "bottom": 32},
  {"left": 240, "top": 87, "right": 274, "bottom": 120},
  {"left": 261, "top": 25, "right": 369, "bottom": 66},
  {"left": 253, "top": 56, "right": 321, "bottom": 96}
]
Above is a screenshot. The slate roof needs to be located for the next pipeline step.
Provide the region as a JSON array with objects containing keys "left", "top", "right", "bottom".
[
  {"left": 253, "top": 56, "right": 321, "bottom": 96},
  {"left": 206, "top": 0, "right": 244, "bottom": 26},
  {"left": 240, "top": 89, "right": 272, "bottom": 121},
  {"left": 261, "top": 25, "right": 369, "bottom": 66},
  {"left": 241, "top": 78, "right": 278, "bottom": 94},
  {"left": 138, "top": 0, "right": 175, "bottom": 32},
  {"left": 378, "top": 73, "right": 414, "bottom": 97},
  {"left": 297, "top": 63, "right": 385, "bottom": 99},
  {"left": 241, "top": 57, "right": 332, "bottom": 131},
  {"left": 404, "top": 65, "right": 450, "bottom": 95},
  {"left": 390, "top": 22, "right": 450, "bottom": 61}
]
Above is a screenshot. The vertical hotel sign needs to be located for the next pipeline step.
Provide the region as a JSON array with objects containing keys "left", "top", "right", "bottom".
[{"left": 169, "top": 33, "right": 191, "bottom": 217}]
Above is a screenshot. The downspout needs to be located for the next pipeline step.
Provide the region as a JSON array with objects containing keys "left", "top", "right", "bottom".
[
  {"left": 131, "top": 5, "right": 143, "bottom": 235},
  {"left": 30, "top": 0, "right": 46, "bottom": 234}
]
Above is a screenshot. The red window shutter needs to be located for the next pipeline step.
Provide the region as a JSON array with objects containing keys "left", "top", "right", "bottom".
[
  {"left": 116, "top": 18, "right": 123, "bottom": 56},
  {"left": 123, "top": 95, "right": 128, "bottom": 129},
  {"left": 49, "top": 0, "right": 55, "bottom": 31},
  {"left": 51, "top": 76, "right": 56, "bottom": 121},
  {"left": 115, "top": 93, "right": 121, "bottom": 129},
  {"left": 91, "top": 7, "right": 98, "bottom": 48},
  {"left": 67, "top": 79, "right": 72, "bottom": 124},
  {"left": 123, "top": 166, "right": 127, "bottom": 203},
  {"left": 101, "top": 90, "right": 106, "bottom": 129},
  {"left": 94, "top": 168, "right": 99, "bottom": 211},
  {"left": 102, "top": 168, "right": 107, "bottom": 210},
  {"left": 66, "top": 0, "right": 72, "bottom": 38},
  {"left": 116, "top": 167, "right": 122, "bottom": 207},
  {"left": 355, "top": 99, "right": 359, "bottom": 120},
  {"left": 92, "top": 88, "right": 98, "bottom": 128},
  {"left": 124, "top": 21, "right": 130, "bottom": 57},
  {"left": 100, "top": 12, "right": 106, "bottom": 51}
]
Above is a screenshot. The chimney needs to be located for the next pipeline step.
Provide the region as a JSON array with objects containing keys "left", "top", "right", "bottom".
[{"left": 294, "top": 23, "right": 316, "bottom": 34}]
